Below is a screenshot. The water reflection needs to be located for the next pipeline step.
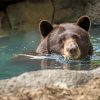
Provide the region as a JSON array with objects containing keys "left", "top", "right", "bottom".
[{"left": 9, "top": 54, "right": 92, "bottom": 70}]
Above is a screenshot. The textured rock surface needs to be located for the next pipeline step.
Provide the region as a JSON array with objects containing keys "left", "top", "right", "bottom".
[
  {"left": 0, "top": 69, "right": 93, "bottom": 94},
  {"left": 52, "top": 0, "right": 100, "bottom": 25},
  {"left": 0, "top": 0, "right": 100, "bottom": 36},
  {"left": 0, "top": 0, "right": 53, "bottom": 36},
  {"left": 7, "top": 1, "right": 53, "bottom": 31},
  {"left": 0, "top": 68, "right": 100, "bottom": 99},
  {"left": 0, "top": 77, "right": 100, "bottom": 100}
]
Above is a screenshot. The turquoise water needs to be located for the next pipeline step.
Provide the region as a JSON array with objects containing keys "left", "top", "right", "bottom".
[
  {"left": 0, "top": 31, "right": 41, "bottom": 79},
  {"left": 0, "top": 28, "right": 100, "bottom": 79}
]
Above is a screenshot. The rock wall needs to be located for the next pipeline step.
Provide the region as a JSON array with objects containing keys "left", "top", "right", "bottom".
[
  {"left": 52, "top": 0, "right": 100, "bottom": 25},
  {"left": 7, "top": 1, "right": 53, "bottom": 32},
  {"left": 0, "top": 0, "right": 100, "bottom": 36},
  {"left": 0, "top": 0, "right": 53, "bottom": 37}
]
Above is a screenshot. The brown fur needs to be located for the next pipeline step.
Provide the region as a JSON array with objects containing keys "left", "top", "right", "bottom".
[{"left": 36, "top": 16, "right": 93, "bottom": 59}]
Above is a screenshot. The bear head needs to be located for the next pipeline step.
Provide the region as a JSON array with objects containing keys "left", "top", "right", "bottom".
[{"left": 36, "top": 16, "right": 93, "bottom": 60}]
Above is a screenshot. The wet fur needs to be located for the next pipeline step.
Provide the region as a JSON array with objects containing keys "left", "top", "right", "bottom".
[{"left": 36, "top": 16, "right": 93, "bottom": 59}]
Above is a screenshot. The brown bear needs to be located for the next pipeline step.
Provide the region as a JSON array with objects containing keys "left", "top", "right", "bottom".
[{"left": 36, "top": 16, "right": 93, "bottom": 60}]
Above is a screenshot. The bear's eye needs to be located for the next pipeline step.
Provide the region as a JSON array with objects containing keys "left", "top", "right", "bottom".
[
  {"left": 72, "top": 34, "right": 78, "bottom": 40},
  {"left": 58, "top": 36, "right": 65, "bottom": 44}
]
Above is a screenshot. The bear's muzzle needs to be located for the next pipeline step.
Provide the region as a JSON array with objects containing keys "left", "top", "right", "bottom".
[{"left": 63, "top": 38, "right": 81, "bottom": 59}]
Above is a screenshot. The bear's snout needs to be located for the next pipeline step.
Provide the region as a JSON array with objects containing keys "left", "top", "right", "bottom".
[
  {"left": 63, "top": 38, "right": 81, "bottom": 59},
  {"left": 65, "top": 41, "right": 78, "bottom": 56},
  {"left": 68, "top": 45, "right": 77, "bottom": 54}
]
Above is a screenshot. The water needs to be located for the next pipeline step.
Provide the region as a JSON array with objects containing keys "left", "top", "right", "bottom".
[
  {"left": 0, "top": 29, "right": 100, "bottom": 79},
  {"left": 0, "top": 30, "right": 41, "bottom": 79}
]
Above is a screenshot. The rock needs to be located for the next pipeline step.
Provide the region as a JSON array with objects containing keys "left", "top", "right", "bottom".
[
  {"left": 0, "top": 78, "right": 100, "bottom": 100},
  {"left": 0, "top": 68, "right": 100, "bottom": 99},
  {"left": 7, "top": 1, "right": 53, "bottom": 31},
  {"left": 0, "top": 0, "right": 100, "bottom": 36},
  {"left": 0, "top": 0, "right": 53, "bottom": 36},
  {"left": 0, "top": 11, "right": 11, "bottom": 37},
  {"left": 52, "top": 0, "right": 100, "bottom": 25},
  {"left": 0, "top": 69, "right": 93, "bottom": 94}
]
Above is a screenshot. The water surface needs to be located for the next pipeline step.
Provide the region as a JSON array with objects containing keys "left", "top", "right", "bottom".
[{"left": 0, "top": 28, "right": 100, "bottom": 79}]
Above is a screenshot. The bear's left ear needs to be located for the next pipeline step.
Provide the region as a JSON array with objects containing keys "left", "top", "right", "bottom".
[
  {"left": 39, "top": 20, "right": 53, "bottom": 38},
  {"left": 76, "top": 16, "right": 91, "bottom": 31}
]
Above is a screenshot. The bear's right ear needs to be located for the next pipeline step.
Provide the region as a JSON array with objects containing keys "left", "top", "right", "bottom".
[
  {"left": 39, "top": 20, "right": 53, "bottom": 38},
  {"left": 76, "top": 16, "right": 91, "bottom": 31}
]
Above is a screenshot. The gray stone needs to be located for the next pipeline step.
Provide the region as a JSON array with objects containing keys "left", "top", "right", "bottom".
[
  {"left": 0, "top": 69, "right": 93, "bottom": 94},
  {"left": 52, "top": 0, "right": 100, "bottom": 25}
]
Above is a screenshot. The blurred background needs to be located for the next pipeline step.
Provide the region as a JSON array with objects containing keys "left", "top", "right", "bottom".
[{"left": 0, "top": 0, "right": 100, "bottom": 37}]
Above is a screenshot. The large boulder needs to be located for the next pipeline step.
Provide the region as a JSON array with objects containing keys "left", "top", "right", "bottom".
[
  {"left": 0, "top": 69, "right": 93, "bottom": 94},
  {"left": 0, "top": 68, "right": 100, "bottom": 99}
]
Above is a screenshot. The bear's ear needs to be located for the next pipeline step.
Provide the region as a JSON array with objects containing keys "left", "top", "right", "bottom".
[
  {"left": 39, "top": 20, "right": 53, "bottom": 38},
  {"left": 76, "top": 16, "right": 91, "bottom": 31}
]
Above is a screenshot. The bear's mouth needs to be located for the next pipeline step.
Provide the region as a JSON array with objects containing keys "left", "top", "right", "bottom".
[{"left": 63, "top": 53, "right": 80, "bottom": 60}]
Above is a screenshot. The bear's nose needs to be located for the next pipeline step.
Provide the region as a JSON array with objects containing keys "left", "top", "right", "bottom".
[{"left": 69, "top": 47, "right": 77, "bottom": 54}]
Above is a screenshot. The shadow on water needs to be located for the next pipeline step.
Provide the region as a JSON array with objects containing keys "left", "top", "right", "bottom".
[{"left": 0, "top": 27, "right": 100, "bottom": 79}]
